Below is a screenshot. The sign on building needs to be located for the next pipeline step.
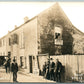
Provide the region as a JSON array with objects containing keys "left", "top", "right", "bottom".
[{"left": 55, "top": 39, "right": 63, "bottom": 45}]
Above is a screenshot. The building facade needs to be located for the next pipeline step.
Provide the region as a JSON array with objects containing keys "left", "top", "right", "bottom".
[{"left": 0, "top": 3, "right": 84, "bottom": 74}]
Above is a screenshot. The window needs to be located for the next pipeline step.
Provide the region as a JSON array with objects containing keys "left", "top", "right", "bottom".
[
  {"left": 55, "top": 33, "right": 60, "bottom": 39},
  {"left": 11, "top": 34, "right": 18, "bottom": 44},
  {"left": 0, "top": 40, "right": 2, "bottom": 47},
  {"left": 2, "top": 39, "right": 4, "bottom": 46},
  {"left": 8, "top": 52, "right": 11, "bottom": 57},
  {"left": 20, "top": 56, "right": 23, "bottom": 67},
  {"left": 13, "top": 34, "right": 18, "bottom": 44},
  {"left": 54, "top": 26, "right": 62, "bottom": 40},
  {"left": 54, "top": 26, "right": 63, "bottom": 45},
  {"left": 9, "top": 38, "right": 11, "bottom": 46},
  {"left": 20, "top": 30, "right": 25, "bottom": 49},
  {"left": 3, "top": 39, "right": 4, "bottom": 46}
]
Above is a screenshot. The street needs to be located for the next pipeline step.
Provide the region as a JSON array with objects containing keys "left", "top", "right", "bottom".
[{"left": 0, "top": 68, "right": 55, "bottom": 82}]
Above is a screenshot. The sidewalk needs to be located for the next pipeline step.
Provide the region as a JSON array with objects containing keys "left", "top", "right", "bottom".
[
  {"left": 17, "top": 70, "right": 55, "bottom": 82},
  {"left": 0, "top": 68, "right": 55, "bottom": 83}
]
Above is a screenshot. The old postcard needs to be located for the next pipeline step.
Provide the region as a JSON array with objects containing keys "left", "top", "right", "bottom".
[{"left": 0, "top": 2, "right": 84, "bottom": 83}]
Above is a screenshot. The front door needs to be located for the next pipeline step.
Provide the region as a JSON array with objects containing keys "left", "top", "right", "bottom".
[{"left": 29, "top": 56, "right": 32, "bottom": 73}]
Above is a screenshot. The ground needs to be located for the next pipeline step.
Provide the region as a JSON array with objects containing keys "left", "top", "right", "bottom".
[
  {"left": 0, "top": 68, "right": 55, "bottom": 83},
  {"left": 0, "top": 68, "right": 82, "bottom": 83}
]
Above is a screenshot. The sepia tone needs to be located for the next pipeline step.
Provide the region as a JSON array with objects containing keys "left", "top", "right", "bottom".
[{"left": 0, "top": 2, "right": 84, "bottom": 83}]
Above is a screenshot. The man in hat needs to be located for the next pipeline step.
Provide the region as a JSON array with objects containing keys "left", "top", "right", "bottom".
[
  {"left": 43, "top": 62, "right": 47, "bottom": 78},
  {"left": 50, "top": 58, "right": 55, "bottom": 80},
  {"left": 54, "top": 58, "right": 62, "bottom": 82},
  {"left": 11, "top": 58, "right": 18, "bottom": 82},
  {"left": 46, "top": 60, "right": 50, "bottom": 79}
]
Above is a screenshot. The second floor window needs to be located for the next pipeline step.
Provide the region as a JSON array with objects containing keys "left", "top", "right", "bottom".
[
  {"left": 55, "top": 33, "right": 61, "bottom": 39},
  {"left": 0, "top": 40, "right": 2, "bottom": 47},
  {"left": 20, "top": 30, "right": 25, "bottom": 49},
  {"left": 11, "top": 33, "right": 18, "bottom": 44},
  {"left": 54, "top": 26, "right": 62, "bottom": 40},
  {"left": 9, "top": 38, "right": 11, "bottom": 46}
]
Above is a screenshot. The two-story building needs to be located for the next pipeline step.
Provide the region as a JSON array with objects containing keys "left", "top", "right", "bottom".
[{"left": 0, "top": 3, "right": 84, "bottom": 74}]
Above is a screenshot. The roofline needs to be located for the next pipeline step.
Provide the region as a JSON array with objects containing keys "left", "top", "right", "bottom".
[
  {"left": 0, "top": 3, "right": 60, "bottom": 40},
  {"left": 0, "top": 16, "right": 37, "bottom": 40},
  {"left": 9, "top": 16, "right": 37, "bottom": 33},
  {"left": 72, "top": 25, "right": 84, "bottom": 35},
  {"left": 0, "top": 34, "right": 8, "bottom": 40},
  {"left": 0, "top": 2, "right": 84, "bottom": 40}
]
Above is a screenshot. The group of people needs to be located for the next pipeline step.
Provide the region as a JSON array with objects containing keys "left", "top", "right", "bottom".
[
  {"left": 43, "top": 58, "right": 65, "bottom": 82},
  {"left": 3, "top": 57, "right": 64, "bottom": 82},
  {"left": 4, "top": 57, "right": 18, "bottom": 82},
  {"left": 4, "top": 57, "right": 11, "bottom": 73}
]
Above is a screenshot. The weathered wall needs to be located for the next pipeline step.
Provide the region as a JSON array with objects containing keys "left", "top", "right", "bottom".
[
  {"left": 73, "top": 34, "right": 84, "bottom": 54},
  {"left": 37, "top": 54, "right": 49, "bottom": 71},
  {"left": 24, "top": 17, "right": 38, "bottom": 73},
  {"left": 24, "top": 17, "right": 38, "bottom": 57},
  {"left": 50, "top": 55, "right": 84, "bottom": 80},
  {"left": 4, "top": 17, "right": 38, "bottom": 73},
  {"left": 37, "top": 3, "right": 74, "bottom": 55},
  {"left": 0, "top": 36, "right": 8, "bottom": 56},
  {"left": 37, "top": 3, "right": 84, "bottom": 55}
]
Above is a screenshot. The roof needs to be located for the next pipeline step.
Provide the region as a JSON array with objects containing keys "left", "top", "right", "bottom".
[{"left": 0, "top": 2, "right": 84, "bottom": 40}]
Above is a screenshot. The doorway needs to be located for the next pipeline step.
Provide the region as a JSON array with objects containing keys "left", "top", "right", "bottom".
[
  {"left": 20, "top": 56, "right": 23, "bottom": 67},
  {"left": 29, "top": 56, "right": 32, "bottom": 73}
]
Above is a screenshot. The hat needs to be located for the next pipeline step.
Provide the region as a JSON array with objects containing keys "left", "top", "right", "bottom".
[
  {"left": 56, "top": 58, "right": 59, "bottom": 61},
  {"left": 13, "top": 59, "right": 16, "bottom": 62},
  {"left": 50, "top": 58, "right": 53, "bottom": 60}
]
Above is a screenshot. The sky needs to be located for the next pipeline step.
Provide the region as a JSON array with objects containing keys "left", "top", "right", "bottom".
[{"left": 0, "top": 2, "right": 84, "bottom": 38}]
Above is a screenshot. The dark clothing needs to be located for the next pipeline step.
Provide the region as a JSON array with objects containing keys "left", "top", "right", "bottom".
[
  {"left": 57, "top": 61, "right": 62, "bottom": 72},
  {"left": 55, "top": 61, "right": 62, "bottom": 82},
  {"left": 46, "top": 64, "right": 50, "bottom": 79},
  {"left": 7, "top": 62, "right": 10, "bottom": 72},
  {"left": 4, "top": 58, "right": 11, "bottom": 73},
  {"left": 50, "top": 62, "right": 55, "bottom": 80},
  {"left": 11, "top": 62, "right": 18, "bottom": 82},
  {"left": 43, "top": 64, "right": 47, "bottom": 77},
  {"left": 13, "top": 72, "right": 17, "bottom": 82},
  {"left": 5, "top": 63, "right": 7, "bottom": 73},
  {"left": 11, "top": 62, "right": 18, "bottom": 72}
]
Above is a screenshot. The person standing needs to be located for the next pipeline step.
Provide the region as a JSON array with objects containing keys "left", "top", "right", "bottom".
[
  {"left": 7, "top": 57, "right": 11, "bottom": 73},
  {"left": 54, "top": 59, "right": 62, "bottom": 82},
  {"left": 50, "top": 58, "right": 55, "bottom": 80},
  {"left": 4, "top": 62, "right": 7, "bottom": 73},
  {"left": 46, "top": 60, "right": 50, "bottom": 79},
  {"left": 11, "top": 58, "right": 18, "bottom": 82},
  {"left": 43, "top": 62, "right": 47, "bottom": 78}
]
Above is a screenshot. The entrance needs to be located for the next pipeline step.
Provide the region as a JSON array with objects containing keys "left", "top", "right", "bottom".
[
  {"left": 20, "top": 56, "right": 23, "bottom": 67},
  {"left": 0, "top": 56, "right": 6, "bottom": 66},
  {"left": 29, "top": 56, "right": 32, "bottom": 73}
]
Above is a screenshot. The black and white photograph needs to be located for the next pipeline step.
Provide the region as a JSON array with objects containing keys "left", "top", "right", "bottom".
[{"left": 0, "top": 1, "right": 84, "bottom": 83}]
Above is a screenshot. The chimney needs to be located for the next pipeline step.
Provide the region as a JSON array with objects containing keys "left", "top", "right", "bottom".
[
  {"left": 8, "top": 31, "right": 10, "bottom": 33},
  {"left": 15, "top": 25, "right": 17, "bottom": 29},
  {"left": 24, "top": 16, "right": 29, "bottom": 23}
]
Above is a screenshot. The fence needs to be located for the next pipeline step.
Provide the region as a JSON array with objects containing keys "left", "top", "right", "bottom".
[
  {"left": 37, "top": 54, "right": 84, "bottom": 82},
  {"left": 50, "top": 55, "right": 84, "bottom": 81}
]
